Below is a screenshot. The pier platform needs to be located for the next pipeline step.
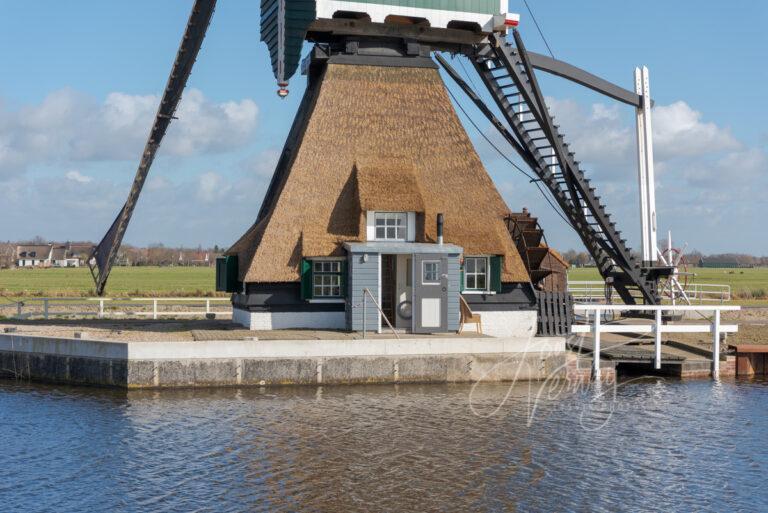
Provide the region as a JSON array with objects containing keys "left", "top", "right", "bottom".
[
  {"left": 0, "top": 321, "right": 567, "bottom": 387},
  {"left": 568, "top": 332, "right": 735, "bottom": 378}
]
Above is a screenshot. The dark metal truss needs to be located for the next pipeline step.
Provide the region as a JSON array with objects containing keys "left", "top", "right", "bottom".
[{"left": 439, "top": 30, "right": 664, "bottom": 304}]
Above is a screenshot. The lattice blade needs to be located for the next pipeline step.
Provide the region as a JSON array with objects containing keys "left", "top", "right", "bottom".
[{"left": 89, "top": 0, "right": 217, "bottom": 295}]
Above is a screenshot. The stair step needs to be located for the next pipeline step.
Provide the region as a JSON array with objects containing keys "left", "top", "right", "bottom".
[
  {"left": 480, "top": 46, "right": 658, "bottom": 306},
  {"left": 525, "top": 246, "right": 550, "bottom": 268},
  {"left": 521, "top": 229, "right": 544, "bottom": 247},
  {"left": 529, "top": 268, "right": 554, "bottom": 284}
]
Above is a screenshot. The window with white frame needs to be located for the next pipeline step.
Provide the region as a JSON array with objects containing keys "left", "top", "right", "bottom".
[
  {"left": 422, "top": 260, "right": 440, "bottom": 284},
  {"left": 464, "top": 257, "right": 488, "bottom": 291},
  {"left": 375, "top": 212, "right": 407, "bottom": 241},
  {"left": 313, "top": 260, "right": 342, "bottom": 297}
]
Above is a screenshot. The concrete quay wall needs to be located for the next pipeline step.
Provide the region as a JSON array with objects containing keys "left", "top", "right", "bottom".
[{"left": 0, "top": 334, "right": 567, "bottom": 388}]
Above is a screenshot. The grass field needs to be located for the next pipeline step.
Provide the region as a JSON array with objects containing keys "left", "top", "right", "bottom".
[
  {"left": 0, "top": 266, "right": 221, "bottom": 297},
  {"left": 567, "top": 266, "right": 768, "bottom": 299},
  {"left": 1, "top": 265, "right": 766, "bottom": 300}
]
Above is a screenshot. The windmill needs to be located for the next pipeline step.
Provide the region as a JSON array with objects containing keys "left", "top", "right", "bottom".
[
  {"left": 657, "top": 231, "right": 691, "bottom": 305},
  {"left": 88, "top": 0, "right": 673, "bottom": 314}
]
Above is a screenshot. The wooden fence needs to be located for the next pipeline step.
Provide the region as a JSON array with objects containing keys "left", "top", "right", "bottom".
[{"left": 537, "top": 291, "right": 574, "bottom": 336}]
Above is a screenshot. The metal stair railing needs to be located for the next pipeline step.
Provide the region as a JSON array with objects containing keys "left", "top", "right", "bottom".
[
  {"left": 361, "top": 288, "right": 400, "bottom": 340},
  {"left": 467, "top": 32, "right": 658, "bottom": 305}
]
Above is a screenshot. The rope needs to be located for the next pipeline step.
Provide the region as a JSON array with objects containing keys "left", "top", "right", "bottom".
[
  {"left": 445, "top": 84, "right": 575, "bottom": 229},
  {"left": 522, "top": 0, "right": 555, "bottom": 59}
]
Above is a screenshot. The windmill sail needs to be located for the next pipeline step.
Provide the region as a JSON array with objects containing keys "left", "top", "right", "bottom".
[{"left": 89, "top": 0, "right": 217, "bottom": 295}]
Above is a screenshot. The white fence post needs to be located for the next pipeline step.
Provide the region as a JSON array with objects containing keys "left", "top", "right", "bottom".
[
  {"left": 712, "top": 309, "right": 721, "bottom": 377},
  {"left": 572, "top": 304, "right": 738, "bottom": 382},
  {"left": 1, "top": 297, "right": 232, "bottom": 320},
  {"left": 593, "top": 311, "right": 601, "bottom": 379},
  {"left": 362, "top": 293, "right": 367, "bottom": 339},
  {"left": 654, "top": 309, "right": 662, "bottom": 369}
]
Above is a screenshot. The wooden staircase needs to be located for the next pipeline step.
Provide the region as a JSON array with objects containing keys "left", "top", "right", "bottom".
[{"left": 505, "top": 210, "right": 559, "bottom": 287}]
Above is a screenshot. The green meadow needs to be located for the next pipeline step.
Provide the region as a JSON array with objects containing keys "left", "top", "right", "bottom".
[
  {"left": 0, "top": 266, "right": 221, "bottom": 298},
  {"left": 567, "top": 266, "right": 768, "bottom": 300},
  {"left": 1, "top": 265, "right": 766, "bottom": 300}
]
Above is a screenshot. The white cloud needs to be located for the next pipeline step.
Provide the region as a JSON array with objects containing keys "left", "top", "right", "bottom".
[
  {"left": 0, "top": 88, "right": 259, "bottom": 177},
  {"left": 681, "top": 147, "right": 767, "bottom": 189},
  {"left": 65, "top": 170, "right": 92, "bottom": 183},
  {"left": 146, "top": 176, "right": 170, "bottom": 191},
  {"left": 240, "top": 147, "right": 281, "bottom": 177},
  {"left": 196, "top": 171, "right": 231, "bottom": 203},
  {"left": 652, "top": 101, "right": 740, "bottom": 159},
  {"left": 545, "top": 97, "right": 634, "bottom": 169},
  {"left": 470, "top": 96, "right": 768, "bottom": 254},
  {"left": 546, "top": 99, "right": 743, "bottom": 172}
]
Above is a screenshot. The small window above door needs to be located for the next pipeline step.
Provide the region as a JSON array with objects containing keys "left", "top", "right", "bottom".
[
  {"left": 366, "top": 211, "right": 417, "bottom": 242},
  {"left": 375, "top": 212, "right": 407, "bottom": 241}
]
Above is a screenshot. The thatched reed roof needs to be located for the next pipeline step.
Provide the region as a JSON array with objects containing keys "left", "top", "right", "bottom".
[
  {"left": 229, "top": 62, "right": 529, "bottom": 283},
  {"left": 356, "top": 157, "right": 425, "bottom": 212}
]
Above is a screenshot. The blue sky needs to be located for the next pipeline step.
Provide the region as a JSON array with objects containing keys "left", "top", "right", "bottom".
[{"left": 1, "top": 1, "right": 766, "bottom": 254}]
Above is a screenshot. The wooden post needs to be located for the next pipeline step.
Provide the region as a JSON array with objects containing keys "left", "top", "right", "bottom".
[
  {"left": 99, "top": 299, "right": 105, "bottom": 319},
  {"left": 593, "top": 310, "right": 601, "bottom": 379},
  {"left": 153, "top": 299, "right": 158, "bottom": 320},
  {"left": 44, "top": 299, "right": 49, "bottom": 320},
  {"left": 654, "top": 308, "right": 663, "bottom": 369},
  {"left": 712, "top": 309, "right": 721, "bottom": 377}
]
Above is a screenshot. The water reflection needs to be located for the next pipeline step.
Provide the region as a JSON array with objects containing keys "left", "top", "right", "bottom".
[{"left": 1, "top": 379, "right": 767, "bottom": 512}]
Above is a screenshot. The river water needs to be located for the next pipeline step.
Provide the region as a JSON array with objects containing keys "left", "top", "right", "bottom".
[{"left": 1, "top": 378, "right": 766, "bottom": 512}]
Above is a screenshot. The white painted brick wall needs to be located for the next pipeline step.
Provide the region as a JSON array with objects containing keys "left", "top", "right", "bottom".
[
  {"left": 478, "top": 310, "right": 537, "bottom": 338},
  {"left": 233, "top": 308, "right": 533, "bottom": 336},
  {"left": 232, "top": 308, "right": 346, "bottom": 331}
]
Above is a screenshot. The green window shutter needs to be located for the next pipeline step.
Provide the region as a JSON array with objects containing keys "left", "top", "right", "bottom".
[
  {"left": 226, "top": 255, "right": 239, "bottom": 293},
  {"left": 460, "top": 263, "right": 465, "bottom": 293},
  {"left": 215, "top": 256, "right": 226, "bottom": 292},
  {"left": 300, "top": 258, "right": 313, "bottom": 300},
  {"left": 340, "top": 260, "right": 348, "bottom": 298},
  {"left": 490, "top": 256, "right": 502, "bottom": 293},
  {"left": 215, "top": 255, "right": 239, "bottom": 293}
]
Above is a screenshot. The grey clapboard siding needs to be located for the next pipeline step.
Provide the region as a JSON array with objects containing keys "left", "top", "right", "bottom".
[
  {"left": 347, "top": 250, "right": 460, "bottom": 333},
  {"left": 348, "top": 252, "right": 381, "bottom": 331},
  {"left": 446, "top": 254, "right": 460, "bottom": 331}
]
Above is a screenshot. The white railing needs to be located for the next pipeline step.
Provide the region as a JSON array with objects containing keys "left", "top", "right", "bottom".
[
  {"left": 683, "top": 283, "right": 732, "bottom": 302},
  {"left": 572, "top": 304, "right": 740, "bottom": 379},
  {"left": 3, "top": 297, "right": 231, "bottom": 320},
  {"left": 567, "top": 281, "right": 609, "bottom": 303},
  {"left": 567, "top": 280, "right": 731, "bottom": 303}
]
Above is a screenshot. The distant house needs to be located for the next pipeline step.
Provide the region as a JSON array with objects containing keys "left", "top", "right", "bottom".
[
  {"left": 67, "top": 242, "right": 95, "bottom": 265},
  {"left": 51, "top": 245, "right": 81, "bottom": 267},
  {"left": 16, "top": 244, "right": 53, "bottom": 267},
  {"left": 15, "top": 242, "right": 94, "bottom": 268}
]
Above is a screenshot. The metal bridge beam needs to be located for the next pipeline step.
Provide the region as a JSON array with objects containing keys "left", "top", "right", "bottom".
[{"left": 526, "top": 51, "right": 646, "bottom": 108}]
